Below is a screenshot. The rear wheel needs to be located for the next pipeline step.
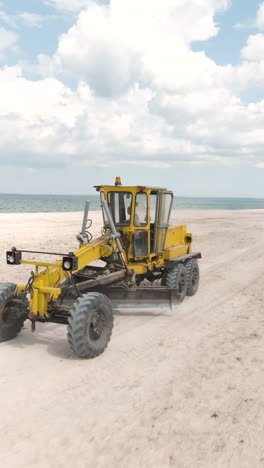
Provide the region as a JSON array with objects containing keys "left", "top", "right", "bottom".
[
  {"left": 186, "top": 260, "right": 200, "bottom": 296},
  {"left": 67, "top": 292, "right": 113, "bottom": 358},
  {"left": 0, "top": 283, "right": 27, "bottom": 342},
  {"left": 163, "top": 263, "right": 187, "bottom": 303}
]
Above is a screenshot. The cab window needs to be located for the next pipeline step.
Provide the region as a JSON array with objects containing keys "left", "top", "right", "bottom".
[
  {"left": 107, "top": 192, "right": 132, "bottom": 226},
  {"left": 150, "top": 193, "right": 157, "bottom": 223},
  {"left": 160, "top": 192, "right": 173, "bottom": 226},
  {"left": 134, "top": 193, "right": 147, "bottom": 226}
]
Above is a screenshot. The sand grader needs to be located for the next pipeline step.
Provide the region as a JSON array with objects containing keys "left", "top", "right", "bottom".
[{"left": 1, "top": 179, "right": 201, "bottom": 358}]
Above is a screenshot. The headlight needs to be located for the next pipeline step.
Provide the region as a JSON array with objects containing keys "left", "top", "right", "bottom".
[
  {"left": 62, "top": 255, "right": 78, "bottom": 271},
  {"left": 63, "top": 261, "right": 72, "bottom": 270},
  {"left": 6, "top": 250, "right": 22, "bottom": 265}
]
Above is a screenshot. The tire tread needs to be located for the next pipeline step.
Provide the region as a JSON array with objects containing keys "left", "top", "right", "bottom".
[
  {"left": 185, "top": 259, "right": 200, "bottom": 296},
  {"left": 67, "top": 292, "right": 113, "bottom": 358},
  {"left": 0, "top": 283, "right": 26, "bottom": 342}
]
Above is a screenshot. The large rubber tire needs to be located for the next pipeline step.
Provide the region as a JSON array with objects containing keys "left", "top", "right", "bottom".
[
  {"left": 163, "top": 263, "right": 187, "bottom": 303},
  {"left": 67, "top": 292, "right": 114, "bottom": 358},
  {"left": 0, "top": 283, "right": 27, "bottom": 342},
  {"left": 186, "top": 259, "right": 200, "bottom": 296}
]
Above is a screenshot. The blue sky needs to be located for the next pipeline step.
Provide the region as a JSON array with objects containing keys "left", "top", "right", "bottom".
[
  {"left": 0, "top": 0, "right": 264, "bottom": 196},
  {"left": 193, "top": 1, "right": 260, "bottom": 65},
  {"left": 1, "top": 0, "right": 73, "bottom": 64}
]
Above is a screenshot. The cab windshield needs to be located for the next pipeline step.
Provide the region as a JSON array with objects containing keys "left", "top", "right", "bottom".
[{"left": 107, "top": 191, "right": 132, "bottom": 226}]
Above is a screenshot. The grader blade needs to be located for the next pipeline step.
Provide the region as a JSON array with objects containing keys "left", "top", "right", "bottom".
[{"left": 99, "top": 287, "right": 180, "bottom": 312}]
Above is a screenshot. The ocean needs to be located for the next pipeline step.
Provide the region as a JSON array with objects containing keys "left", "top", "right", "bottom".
[{"left": 0, "top": 193, "right": 264, "bottom": 213}]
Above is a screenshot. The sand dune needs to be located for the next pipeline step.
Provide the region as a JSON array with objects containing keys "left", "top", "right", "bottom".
[{"left": 0, "top": 209, "right": 264, "bottom": 467}]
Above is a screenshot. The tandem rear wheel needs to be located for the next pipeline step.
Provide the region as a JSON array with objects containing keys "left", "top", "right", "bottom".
[
  {"left": 163, "top": 263, "right": 188, "bottom": 303},
  {"left": 185, "top": 259, "right": 200, "bottom": 296},
  {"left": 162, "top": 259, "right": 200, "bottom": 303}
]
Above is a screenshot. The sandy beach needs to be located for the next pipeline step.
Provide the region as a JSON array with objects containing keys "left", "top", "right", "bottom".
[{"left": 0, "top": 209, "right": 264, "bottom": 468}]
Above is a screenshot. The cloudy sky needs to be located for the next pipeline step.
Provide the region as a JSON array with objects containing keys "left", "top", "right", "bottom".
[{"left": 0, "top": 0, "right": 264, "bottom": 196}]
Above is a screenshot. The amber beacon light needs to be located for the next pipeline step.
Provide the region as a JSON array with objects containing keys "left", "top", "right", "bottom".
[{"left": 115, "top": 177, "right": 122, "bottom": 186}]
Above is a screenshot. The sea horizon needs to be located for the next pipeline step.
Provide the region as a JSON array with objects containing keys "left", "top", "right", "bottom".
[
  {"left": 1, "top": 193, "right": 264, "bottom": 213},
  {"left": 1, "top": 192, "right": 264, "bottom": 199}
]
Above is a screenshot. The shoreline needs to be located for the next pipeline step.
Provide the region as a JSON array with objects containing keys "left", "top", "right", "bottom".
[{"left": 1, "top": 207, "right": 264, "bottom": 215}]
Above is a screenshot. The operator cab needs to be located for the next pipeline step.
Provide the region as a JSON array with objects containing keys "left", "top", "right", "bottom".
[{"left": 95, "top": 178, "right": 173, "bottom": 259}]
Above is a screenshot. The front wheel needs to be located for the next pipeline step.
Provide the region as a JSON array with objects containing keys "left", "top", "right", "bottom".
[
  {"left": 67, "top": 292, "right": 114, "bottom": 358},
  {"left": 0, "top": 283, "right": 27, "bottom": 342}
]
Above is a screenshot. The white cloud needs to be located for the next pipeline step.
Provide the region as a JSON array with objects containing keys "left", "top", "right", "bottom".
[
  {"left": 0, "top": 27, "right": 18, "bottom": 57},
  {"left": 48, "top": 0, "right": 229, "bottom": 96},
  {"left": 53, "top": 3, "right": 143, "bottom": 96},
  {"left": 1, "top": 65, "right": 264, "bottom": 170},
  {"left": 0, "top": 66, "right": 83, "bottom": 164},
  {"left": 0, "top": 8, "right": 56, "bottom": 29},
  {"left": 213, "top": 60, "right": 264, "bottom": 91},
  {"left": 241, "top": 33, "right": 264, "bottom": 61},
  {"left": 256, "top": 2, "right": 264, "bottom": 29},
  {"left": 239, "top": 2, "right": 264, "bottom": 66},
  {"left": 233, "top": 2, "right": 264, "bottom": 32},
  {"left": 44, "top": 0, "right": 91, "bottom": 12},
  {"left": 0, "top": 10, "right": 17, "bottom": 28},
  {"left": 0, "top": 66, "right": 78, "bottom": 125},
  {"left": 0, "top": 66, "right": 213, "bottom": 167},
  {"left": 1, "top": 0, "right": 264, "bottom": 173},
  {"left": 18, "top": 12, "right": 48, "bottom": 28}
]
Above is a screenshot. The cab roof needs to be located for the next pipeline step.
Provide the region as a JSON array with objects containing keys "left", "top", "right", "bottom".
[{"left": 94, "top": 185, "right": 168, "bottom": 191}]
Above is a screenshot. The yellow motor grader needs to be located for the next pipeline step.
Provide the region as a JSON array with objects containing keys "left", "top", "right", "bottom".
[{"left": 1, "top": 179, "right": 201, "bottom": 358}]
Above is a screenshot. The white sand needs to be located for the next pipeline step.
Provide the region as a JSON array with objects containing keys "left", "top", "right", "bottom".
[{"left": 0, "top": 209, "right": 264, "bottom": 467}]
